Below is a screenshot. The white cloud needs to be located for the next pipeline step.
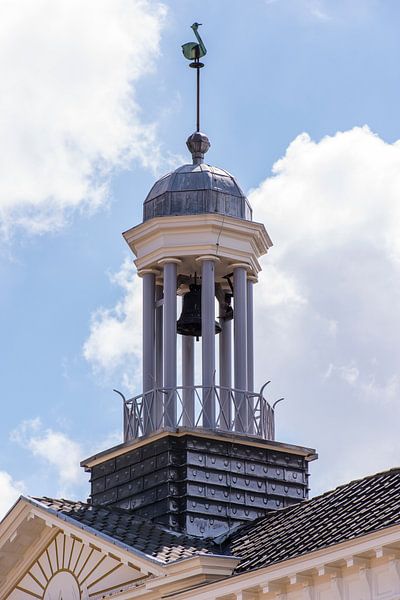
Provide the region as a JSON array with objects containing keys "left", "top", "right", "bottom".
[
  {"left": 6, "top": 418, "right": 124, "bottom": 505},
  {"left": 251, "top": 126, "right": 400, "bottom": 493},
  {"left": 82, "top": 126, "right": 400, "bottom": 496},
  {"left": 83, "top": 257, "right": 142, "bottom": 392},
  {"left": 325, "top": 363, "right": 359, "bottom": 385},
  {"left": 361, "top": 373, "right": 400, "bottom": 404},
  {"left": 306, "top": 0, "right": 331, "bottom": 21},
  {"left": 0, "top": 0, "right": 166, "bottom": 237},
  {"left": 0, "top": 472, "right": 25, "bottom": 521},
  {"left": 10, "top": 418, "right": 85, "bottom": 495},
  {"left": 252, "top": 128, "right": 400, "bottom": 262},
  {"left": 257, "top": 264, "right": 307, "bottom": 308}
]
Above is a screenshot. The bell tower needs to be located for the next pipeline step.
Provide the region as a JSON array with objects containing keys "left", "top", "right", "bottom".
[
  {"left": 81, "top": 25, "right": 317, "bottom": 538},
  {"left": 122, "top": 130, "right": 274, "bottom": 441}
]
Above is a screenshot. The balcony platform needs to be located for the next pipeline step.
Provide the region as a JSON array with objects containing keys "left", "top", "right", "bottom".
[{"left": 123, "top": 384, "right": 276, "bottom": 442}]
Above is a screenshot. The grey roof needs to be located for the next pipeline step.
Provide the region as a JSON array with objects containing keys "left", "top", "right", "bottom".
[
  {"left": 35, "top": 467, "right": 400, "bottom": 573},
  {"left": 143, "top": 163, "right": 252, "bottom": 222},
  {"left": 34, "top": 497, "right": 218, "bottom": 564},
  {"left": 228, "top": 467, "right": 400, "bottom": 573}
]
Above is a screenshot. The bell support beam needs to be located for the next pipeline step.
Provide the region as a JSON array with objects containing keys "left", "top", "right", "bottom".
[
  {"left": 219, "top": 301, "right": 232, "bottom": 430},
  {"left": 159, "top": 258, "right": 181, "bottom": 428},
  {"left": 140, "top": 269, "right": 158, "bottom": 435},
  {"left": 233, "top": 263, "right": 249, "bottom": 433},
  {"left": 182, "top": 335, "right": 195, "bottom": 426},
  {"left": 197, "top": 255, "right": 220, "bottom": 429}
]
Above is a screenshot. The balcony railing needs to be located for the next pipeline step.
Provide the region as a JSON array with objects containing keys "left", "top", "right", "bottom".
[{"left": 122, "top": 384, "right": 275, "bottom": 442}]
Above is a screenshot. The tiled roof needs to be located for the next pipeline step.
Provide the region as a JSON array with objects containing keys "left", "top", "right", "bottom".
[
  {"left": 34, "top": 497, "right": 217, "bottom": 564},
  {"left": 35, "top": 467, "right": 400, "bottom": 572},
  {"left": 228, "top": 467, "right": 400, "bottom": 573}
]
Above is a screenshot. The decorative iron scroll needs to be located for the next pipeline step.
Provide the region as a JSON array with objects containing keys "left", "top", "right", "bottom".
[{"left": 123, "top": 384, "right": 275, "bottom": 442}]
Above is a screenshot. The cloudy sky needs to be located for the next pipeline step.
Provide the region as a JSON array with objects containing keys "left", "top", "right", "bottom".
[{"left": 1, "top": 0, "right": 400, "bottom": 518}]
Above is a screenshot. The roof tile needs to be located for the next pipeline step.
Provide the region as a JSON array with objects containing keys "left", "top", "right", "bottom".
[{"left": 34, "top": 497, "right": 217, "bottom": 564}]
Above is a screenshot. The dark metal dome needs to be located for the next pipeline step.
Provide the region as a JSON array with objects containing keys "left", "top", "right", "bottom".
[{"left": 143, "top": 132, "right": 252, "bottom": 222}]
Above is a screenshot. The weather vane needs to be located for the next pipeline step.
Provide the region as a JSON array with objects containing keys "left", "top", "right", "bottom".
[{"left": 182, "top": 23, "right": 207, "bottom": 133}]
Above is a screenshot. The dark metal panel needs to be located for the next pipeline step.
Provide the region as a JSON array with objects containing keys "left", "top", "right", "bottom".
[
  {"left": 227, "top": 473, "right": 266, "bottom": 492},
  {"left": 92, "top": 488, "right": 117, "bottom": 505},
  {"left": 243, "top": 461, "right": 269, "bottom": 477},
  {"left": 117, "top": 478, "right": 143, "bottom": 499},
  {"left": 92, "top": 458, "right": 115, "bottom": 479},
  {"left": 92, "top": 477, "right": 106, "bottom": 494},
  {"left": 269, "top": 451, "right": 306, "bottom": 468},
  {"left": 89, "top": 433, "right": 311, "bottom": 537},
  {"left": 231, "top": 443, "right": 266, "bottom": 460},
  {"left": 189, "top": 468, "right": 229, "bottom": 487},
  {"left": 115, "top": 449, "right": 142, "bottom": 469},
  {"left": 284, "top": 467, "right": 308, "bottom": 484},
  {"left": 105, "top": 468, "right": 130, "bottom": 489}
]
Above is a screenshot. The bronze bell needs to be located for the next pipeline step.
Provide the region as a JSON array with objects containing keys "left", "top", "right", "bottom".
[{"left": 177, "top": 284, "right": 222, "bottom": 338}]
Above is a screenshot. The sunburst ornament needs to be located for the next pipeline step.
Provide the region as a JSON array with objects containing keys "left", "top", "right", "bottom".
[
  {"left": 43, "top": 572, "right": 81, "bottom": 599},
  {"left": 10, "top": 531, "right": 141, "bottom": 599}
]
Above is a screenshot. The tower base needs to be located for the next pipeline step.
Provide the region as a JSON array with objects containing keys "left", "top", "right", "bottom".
[{"left": 82, "top": 429, "right": 317, "bottom": 538}]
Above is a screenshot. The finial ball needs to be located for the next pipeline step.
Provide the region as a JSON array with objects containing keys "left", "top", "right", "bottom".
[{"left": 186, "top": 131, "right": 210, "bottom": 164}]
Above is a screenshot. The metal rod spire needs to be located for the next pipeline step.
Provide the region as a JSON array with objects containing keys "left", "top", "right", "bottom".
[
  {"left": 197, "top": 65, "right": 200, "bottom": 132},
  {"left": 182, "top": 23, "right": 207, "bottom": 133}
]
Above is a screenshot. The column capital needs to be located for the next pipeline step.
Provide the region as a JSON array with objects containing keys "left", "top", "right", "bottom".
[
  {"left": 248, "top": 274, "right": 258, "bottom": 283},
  {"left": 195, "top": 254, "right": 221, "bottom": 263},
  {"left": 230, "top": 262, "right": 251, "bottom": 271},
  {"left": 157, "top": 257, "right": 182, "bottom": 266},
  {"left": 137, "top": 268, "right": 160, "bottom": 278}
]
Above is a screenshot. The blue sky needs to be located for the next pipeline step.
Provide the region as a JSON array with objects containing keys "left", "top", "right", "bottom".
[{"left": 1, "top": 0, "right": 400, "bottom": 515}]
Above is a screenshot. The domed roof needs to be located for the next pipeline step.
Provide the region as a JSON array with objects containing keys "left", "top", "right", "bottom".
[{"left": 143, "top": 132, "right": 252, "bottom": 222}]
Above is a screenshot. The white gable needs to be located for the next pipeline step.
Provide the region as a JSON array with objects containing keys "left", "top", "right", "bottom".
[
  {"left": 0, "top": 498, "right": 163, "bottom": 600},
  {"left": 0, "top": 497, "right": 241, "bottom": 599},
  {"left": 7, "top": 530, "right": 145, "bottom": 599}
]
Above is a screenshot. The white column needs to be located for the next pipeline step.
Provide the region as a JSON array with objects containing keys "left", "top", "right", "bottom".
[
  {"left": 158, "top": 258, "right": 181, "bottom": 428},
  {"left": 247, "top": 276, "right": 256, "bottom": 434},
  {"left": 197, "top": 255, "right": 219, "bottom": 429},
  {"left": 155, "top": 282, "right": 163, "bottom": 430},
  {"left": 141, "top": 270, "right": 156, "bottom": 435},
  {"left": 233, "top": 263, "right": 248, "bottom": 433},
  {"left": 219, "top": 296, "right": 232, "bottom": 431},
  {"left": 182, "top": 335, "right": 195, "bottom": 426},
  {"left": 247, "top": 277, "right": 256, "bottom": 393}
]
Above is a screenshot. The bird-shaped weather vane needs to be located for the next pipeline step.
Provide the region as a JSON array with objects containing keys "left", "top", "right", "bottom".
[{"left": 182, "top": 23, "right": 207, "bottom": 132}]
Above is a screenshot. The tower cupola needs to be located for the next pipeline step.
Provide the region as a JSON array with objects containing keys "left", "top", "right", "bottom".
[
  {"left": 82, "top": 24, "right": 317, "bottom": 538},
  {"left": 143, "top": 132, "right": 252, "bottom": 222}
]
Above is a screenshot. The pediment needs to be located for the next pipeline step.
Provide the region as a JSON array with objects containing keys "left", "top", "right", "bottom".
[
  {"left": 0, "top": 497, "right": 163, "bottom": 599},
  {"left": 8, "top": 530, "right": 148, "bottom": 599}
]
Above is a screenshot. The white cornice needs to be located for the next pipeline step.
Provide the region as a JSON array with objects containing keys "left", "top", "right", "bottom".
[
  {"left": 123, "top": 214, "right": 272, "bottom": 276},
  {"left": 167, "top": 524, "right": 400, "bottom": 600}
]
